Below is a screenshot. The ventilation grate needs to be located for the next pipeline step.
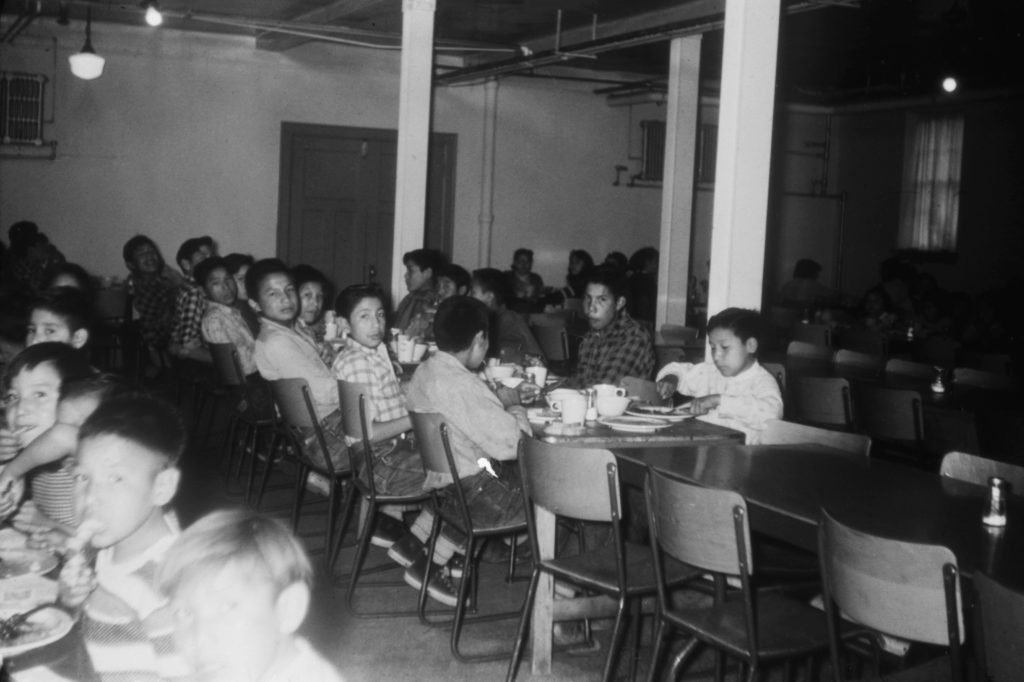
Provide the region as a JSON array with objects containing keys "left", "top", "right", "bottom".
[
  {"left": 1, "top": 72, "right": 46, "bottom": 146},
  {"left": 640, "top": 119, "right": 665, "bottom": 182}
]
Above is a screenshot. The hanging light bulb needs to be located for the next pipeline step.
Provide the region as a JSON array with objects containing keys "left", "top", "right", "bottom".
[
  {"left": 143, "top": 1, "right": 163, "bottom": 27},
  {"left": 68, "top": 8, "right": 105, "bottom": 80}
]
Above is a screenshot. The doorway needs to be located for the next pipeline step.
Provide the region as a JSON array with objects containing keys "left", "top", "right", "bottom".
[{"left": 277, "top": 123, "right": 456, "bottom": 294}]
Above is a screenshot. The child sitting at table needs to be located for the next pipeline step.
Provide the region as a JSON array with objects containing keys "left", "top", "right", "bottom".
[
  {"left": 0, "top": 343, "right": 96, "bottom": 533},
  {"left": 59, "top": 392, "right": 186, "bottom": 682},
  {"left": 293, "top": 264, "right": 334, "bottom": 364},
  {"left": 157, "top": 508, "right": 343, "bottom": 682},
  {"left": 25, "top": 286, "right": 95, "bottom": 351},
  {"left": 470, "top": 267, "right": 544, "bottom": 365},
  {"left": 656, "top": 307, "right": 782, "bottom": 444}
]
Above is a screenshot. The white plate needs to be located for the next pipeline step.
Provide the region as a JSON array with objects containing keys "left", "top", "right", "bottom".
[
  {"left": 597, "top": 416, "right": 672, "bottom": 433},
  {"left": 0, "top": 549, "right": 59, "bottom": 581},
  {"left": 0, "top": 606, "right": 74, "bottom": 657},
  {"left": 625, "top": 405, "right": 692, "bottom": 422},
  {"left": 527, "top": 408, "right": 560, "bottom": 424}
]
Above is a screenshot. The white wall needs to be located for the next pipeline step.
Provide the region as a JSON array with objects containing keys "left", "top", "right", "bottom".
[{"left": 1, "top": 21, "right": 662, "bottom": 291}]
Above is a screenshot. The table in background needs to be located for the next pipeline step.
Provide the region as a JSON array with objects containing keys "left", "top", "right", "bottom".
[{"left": 530, "top": 416, "right": 744, "bottom": 449}]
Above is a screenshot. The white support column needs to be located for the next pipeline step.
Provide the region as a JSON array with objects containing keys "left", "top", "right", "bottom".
[
  {"left": 477, "top": 78, "right": 499, "bottom": 267},
  {"left": 390, "top": 0, "right": 436, "bottom": 306},
  {"left": 657, "top": 35, "right": 702, "bottom": 328},
  {"left": 706, "top": 0, "right": 781, "bottom": 315}
]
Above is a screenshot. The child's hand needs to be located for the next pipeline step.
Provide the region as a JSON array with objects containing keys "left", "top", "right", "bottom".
[
  {"left": 516, "top": 381, "right": 540, "bottom": 404},
  {"left": 688, "top": 394, "right": 721, "bottom": 416},
  {"left": 656, "top": 377, "right": 679, "bottom": 400},
  {"left": 0, "top": 427, "right": 23, "bottom": 463},
  {"left": 58, "top": 552, "right": 97, "bottom": 608},
  {"left": 0, "top": 471, "right": 25, "bottom": 521}
]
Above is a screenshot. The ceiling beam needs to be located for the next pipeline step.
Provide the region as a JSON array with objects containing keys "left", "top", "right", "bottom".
[{"left": 256, "top": 0, "right": 386, "bottom": 52}]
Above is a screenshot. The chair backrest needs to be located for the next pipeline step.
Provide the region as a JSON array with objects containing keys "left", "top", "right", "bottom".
[
  {"left": 922, "top": 406, "right": 980, "bottom": 458},
  {"left": 974, "top": 572, "right": 1024, "bottom": 682},
  {"left": 919, "top": 336, "right": 960, "bottom": 368},
  {"left": 209, "top": 342, "right": 246, "bottom": 387},
  {"left": 852, "top": 385, "right": 923, "bottom": 443},
  {"left": 659, "top": 324, "right": 699, "bottom": 343},
  {"left": 786, "top": 340, "right": 832, "bottom": 362},
  {"left": 761, "top": 419, "right": 871, "bottom": 458},
  {"left": 337, "top": 380, "right": 373, "bottom": 445},
  {"left": 791, "top": 323, "right": 832, "bottom": 348},
  {"left": 964, "top": 352, "right": 1012, "bottom": 376},
  {"left": 791, "top": 377, "right": 853, "bottom": 428},
  {"left": 953, "top": 367, "right": 1019, "bottom": 391},
  {"left": 839, "top": 328, "right": 887, "bottom": 356},
  {"left": 646, "top": 468, "right": 752, "bottom": 576},
  {"left": 530, "top": 323, "right": 569, "bottom": 363},
  {"left": 885, "top": 358, "right": 935, "bottom": 380},
  {"left": 408, "top": 410, "right": 475, "bottom": 532},
  {"left": 521, "top": 437, "right": 619, "bottom": 523},
  {"left": 833, "top": 349, "right": 884, "bottom": 374},
  {"left": 621, "top": 376, "right": 662, "bottom": 405},
  {"left": 940, "top": 451, "right": 1024, "bottom": 495},
  {"left": 269, "top": 378, "right": 317, "bottom": 429},
  {"left": 819, "top": 509, "right": 964, "bottom": 648},
  {"left": 761, "top": 362, "right": 786, "bottom": 392}
]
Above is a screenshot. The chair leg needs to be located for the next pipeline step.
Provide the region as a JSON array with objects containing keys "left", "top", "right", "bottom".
[
  {"left": 601, "top": 598, "right": 630, "bottom": 682},
  {"left": 223, "top": 414, "right": 240, "bottom": 482},
  {"left": 667, "top": 638, "right": 702, "bottom": 681},
  {"left": 629, "top": 599, "right": 643, "bottom": 682},
  {"left": 506, "top": 569, "right": 541, "bottom": 682},
  {"left": 646, "top": 618, "right": 668, "bottom": 682},
  {"left": 291, "top": 464, "right": 307, "bottom": 532},
  {"left": 254, "top": 432, "right": 280, "bottom": 511},
  {"left": 242, "top": 423, "right": 262, "bottom": 505}
]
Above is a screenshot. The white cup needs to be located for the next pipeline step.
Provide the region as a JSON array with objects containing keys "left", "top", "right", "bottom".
[
  {"left": 525, "top": 366, "right": 548, "bottom": 387},
  {"left": 596, "top": 395, "right": 630, "bottom": 417},
  {"left": 412, "top": 343, "right": 428, "bottom": 362},
  {"left": 545, "top": 388, "right": 580, "bottom": 410},
  {"left": 593, "top": 383, "right": 626, "bottom": 398},
  {"left": 485, "top": 365, "right": 516, "bottom": 382},
  {"left": 397, "top": 335, "right": 415, "bottom": 363},
  {"left": 551, "top": 393, "right": 588, "bottom": 425}
]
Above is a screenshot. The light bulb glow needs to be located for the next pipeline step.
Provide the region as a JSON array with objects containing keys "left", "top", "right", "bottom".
[
  {"left": 69, "top": 51, "right": 105, "bottom": 80},
  {"left": 942, "top": 76, "right": 958, "bottom": 93},
  {"left": 145, "top": 5, "right": 163, "bottom": 26}
]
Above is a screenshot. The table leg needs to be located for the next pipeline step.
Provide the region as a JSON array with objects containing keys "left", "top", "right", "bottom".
[{"left": 530, "top": 505, "right": 555, "bottom": 675}]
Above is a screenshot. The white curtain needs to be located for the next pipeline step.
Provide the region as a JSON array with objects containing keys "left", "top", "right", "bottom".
[{"left": 898, "top": 115, "right": 964, "bottom": 251}]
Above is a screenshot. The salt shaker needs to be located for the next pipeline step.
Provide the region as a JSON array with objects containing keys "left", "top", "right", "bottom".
[
  {"left": 930, "top": 366, "right": 946, "bottom": 394},
  {"left": 983, "top": 476, "right": 1008, "bottom": 527},
  {"left": 584, "top": 389, "right": 598, "bottom": 422}
]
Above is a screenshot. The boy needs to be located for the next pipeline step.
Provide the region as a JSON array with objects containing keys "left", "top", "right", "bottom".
[
  {"left": 123, "top": 235, "right": 179, "bottom": 352},
  {"left": 405, "top": 297, "right": 537, "bottom": 600},
  {"left": 505, "top": 248, "right": 544, "bottom": 308},
  {"left": 437, "top": 263, "right": 471, "bottom": 301},
  {"left": 394, "top": 248, "right": 445, "bottom": 339},
  {"left": 573, "top": 266, "right": 655, "bottom": 387},
  {"left": 26, "top": 286, "right": 94, "bottom": 350},
  {"left": 249, "top": 259, "right": 346, "bottom": 471},
  {"left": 470, "top": 268, "right": 543, "bottom": 365},
  {"left": 197, "top": 256, "right": 256, "bottom": 376},
  {"left": 169, "top": 236, "right": 215, "bottom": 362},
  {"left": 59, "top": 392, "right": 186, "bottom": 681},
  {"left": 157, "top": 509, "right": 343, "bottom": 682}
]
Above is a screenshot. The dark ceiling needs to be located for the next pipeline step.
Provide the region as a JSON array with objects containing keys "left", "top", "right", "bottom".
[{"left": 3, "top": 0, "right": 1022, "bottom": 104}]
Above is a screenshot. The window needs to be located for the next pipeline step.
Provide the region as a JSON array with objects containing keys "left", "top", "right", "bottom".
[{"left": 897, "top": 115, "right": 964, "bottom": 252}]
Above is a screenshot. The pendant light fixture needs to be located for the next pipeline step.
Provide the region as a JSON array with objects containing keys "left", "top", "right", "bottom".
[
  {"left": 143, "top": 1, "right": 163, "bottom": 27},
  {"left": 68, "top": 8, "right": 105, "bottom": 80}
]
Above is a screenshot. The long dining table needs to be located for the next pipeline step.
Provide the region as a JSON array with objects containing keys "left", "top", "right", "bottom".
[{"left": 526, "top": 441, "right": 1024, "bottom": 675}]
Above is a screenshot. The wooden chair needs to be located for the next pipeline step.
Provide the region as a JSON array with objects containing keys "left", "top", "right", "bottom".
[
  {"left": 508, "top": 440, "right": 700, "bottom": 682},
  {"left": 851, "top": 386, "right": 924, "bottom": 460},
  {"left": 921, "top": 406, "right": 980, "bottom": 459},
  {"left": 952, "top": 367, "right": 1019, "bottom": 391},
  {"left": 337, "top": 380, "right": 432, "bottom": 617},
  {"left": 791, "top": 323, "right": 832, "bottom": 348},
  {"left": 833, "top": 349, "right": 884, "bottom": 375},
  {"left": 885, "top": 358, "right": 935, "bottom": 381},
  {"left": 761, "top": 420, "right": 871, "bottom": 458},
  {"left": 819, "top": 509, "right": 965, "bottom": 682},
  {"left": 409, "top": 411, "right": 527, "bottom": 662},
  {"left": 761, "top": 362, "right": 786, "bottom": 392},
  {"left": 839, "top": 328, "right": 887, "bottom": 357},
  {"left": 621, "top": 375, "right": 663, "bottom": 405},
  {"left": 786, "top": 340, "right": 832, "bottom": 363},
  {"left": 269, "top": 378, "right": 352, "bottom": 567},
  {"left": 644, "top": 469, "right": 833, "bottom": 682},
  {"left": 791, "top": 377, "right": 854, "bottom": 430},
  {"left": 939, "top": 451, "right": 1024, "bottom": 494},
  {"left": 974, "top": 572, "right": 1024, "bottom": 682}
]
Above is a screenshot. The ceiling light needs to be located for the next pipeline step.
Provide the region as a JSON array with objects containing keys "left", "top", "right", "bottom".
[
  {"left": 68, "top": 9, "right": 105, "bottom": 81},
  {"left": 143, "top": 2, "right": 163, "bottom": 27},
  {"left": 941, "top": 76, "right": 958, "bottom": 93}
]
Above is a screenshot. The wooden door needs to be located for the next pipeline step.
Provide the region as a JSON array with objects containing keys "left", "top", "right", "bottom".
[{"left": 278, "top": 123, "right": 456, "bottom": 295}]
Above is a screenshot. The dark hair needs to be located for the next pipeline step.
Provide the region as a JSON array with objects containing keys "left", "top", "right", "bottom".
[
  {"left": 335, "top": 283, "right": 386, "bottom": 320},
  {"left": 433, "top": 296, "right": 489, "bottom": 353},
  {"left": 628, "top": 247, "right": 658, "bottom": 273},
  {"left": 60, "top": 372, "right": 127, "bottom": 403},
  {"left": 245, "top": 258, "right": 291, "bottom": 301},
  {"left": 513, "top": 248, "right": 533, "bottom": 262},
  {"left": 3, "top": 342, "right": 96, "bottom": 390},
  {"left": 122, "top": 235, "right": 160, "bottom": 266},
  {"left": 175, "top": 236, "right": 214, "bottom": 267},
  {"left": 8, "top": 221, "right": 39, "bottom": 253},
  {"left": 793, "top": 259, "right": 822, "bottom": 279},
  {"left": 438, "top": 263, "right": 471, "bottom": 293},
  {"left": 42, "top": 263, "right": 95, "bottom": 301},
  {"left": 569, "top": 250, "right": 594, "bottom": 272},
  {"left": 584, "top": 265, "right": 629, "bottom": 301},
  {"left": 604, "top": 251, "right": 628, "bottom": 272},
  {"left": 79, "top": 392, "right": 186, "bottom": 466},
  {"left": 402, "top": 249, "right": 446, "bottom": 282},
  {"left": 471, "top": 268, "right": 513, "bottom": 308},
  {"left": 223, "top": 253, "right": 254, "bottom": 276},
  {"left": 706, "top": 308, "right": 765, "bottom": 346},
  {"left": 291, "top": 264, "right": 332, "bottom": 304},
  {"left": 30, "top": 287, "right": 95, "bottom": 336},
  {"left": 192, "top": 256, "right": 230, "bottom": 291}
]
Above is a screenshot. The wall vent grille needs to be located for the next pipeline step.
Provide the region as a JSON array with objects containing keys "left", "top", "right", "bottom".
[
  {"left": 1, "top": 72, "right": 46, "bottom": 146},
  {"left": 640, "top": 119, "right": 665, "bottom": 182}
]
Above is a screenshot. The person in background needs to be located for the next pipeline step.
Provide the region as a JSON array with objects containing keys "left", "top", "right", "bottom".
[
  {"left": 42, "top": 262, "right": 97, "bottom": 303},
  {"left": 505, "top": 248, "right": 545, "bottom": 311},
  {"left": 394, "top": 248, "right": 445, "bottom": 340},
  {"left": 627, "top": 246, "right": 659, "bottom": 323},
  {"left": 778, "top": 258, "right": 840, "bottom": 309},
  {"left": 25, "top": 287, "right": 94, "bottom": 352},
  {"left": 6, "top": 221, "right": 65, "bottom": 297},
  {"left": 573, "top": 267, "right": 655, "bottom": 387},
  {"left": 169, "top": 236, "right": 215, "bottom": 362},
  {"left": 197, "top": 257, "right": 255, "bottom": 374},
  {"left": 860, "top": 286, "right": 896, "bottom": 331},
  {"left": 603, "top": 251, "right": 628, "bottom": 274},
  {"left": 224, "top": 252, "right": 260, "bottom": 336},
  {"left": 656, "top": 308, "right": 783, "bottom": 444},
  {"left": 157, "top": 509, "right": 344, "bottom": 682},
  {"left": 437, "top": 263, "right": 471, "bottom": 301},
  {"left": 123, "top": 235, "right": 179, "bottom": 364},
  {"left": 292, "top": 264, "right": 333, "bottom": 363},
  {"left": 471, "top": 268, "right": 543, "bottom": 366},
  {"left": 562, "top": 249, "right": 594, "bottom": 301}
]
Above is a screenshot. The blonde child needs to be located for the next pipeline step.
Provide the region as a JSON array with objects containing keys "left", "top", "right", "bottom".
[
  {"left": 656, "top": 308, "right": 782, "bottom": 444},
  {"left": 157, "top": 508, "right": 344, "bottom": 682}
]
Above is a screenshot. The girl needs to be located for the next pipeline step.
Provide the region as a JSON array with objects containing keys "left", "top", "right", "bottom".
[{"left": 656, "top": 308, "right": 782, "bottom": 444}]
